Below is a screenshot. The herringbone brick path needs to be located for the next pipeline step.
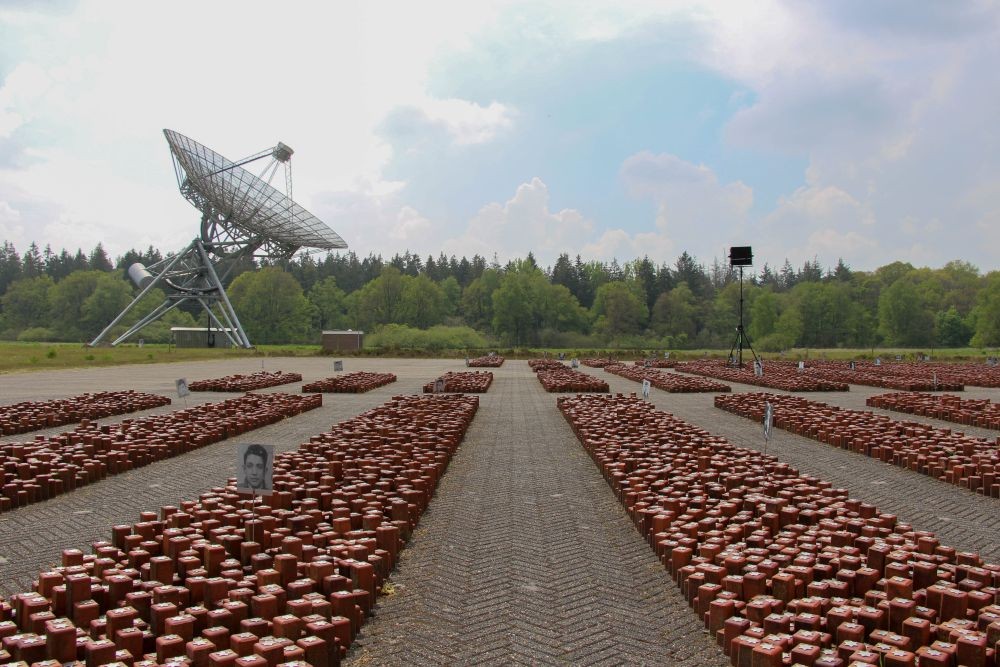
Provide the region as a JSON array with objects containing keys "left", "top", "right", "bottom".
[
  {"left": 4, "top": 358, "right": 998, "bottom": 666},
  {"left": 346, "top": 362, "right": 727, "bottom": 666}
]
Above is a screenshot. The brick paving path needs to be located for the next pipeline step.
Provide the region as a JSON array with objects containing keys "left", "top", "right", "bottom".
[
  {"left": 346, "top": 361, "right": 727, "bottom": 666},
  {"left": 2, "top": 357, "right": 998, "bottom": 666}
]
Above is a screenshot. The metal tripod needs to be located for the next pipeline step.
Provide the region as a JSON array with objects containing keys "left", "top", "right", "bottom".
[{"left": 727, "top": 265, "right": 759, "bottom": 367}]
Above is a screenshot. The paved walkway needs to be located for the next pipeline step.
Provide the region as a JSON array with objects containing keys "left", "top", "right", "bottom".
[
  {"left": 346, "top": 362, "right": 727, "bottom": 666},
  {"left": 3, "top": 358, "right": 999, "bottom": 666}
]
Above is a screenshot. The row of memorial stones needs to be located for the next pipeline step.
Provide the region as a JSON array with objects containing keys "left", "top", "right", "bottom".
[
  {"left": 0, "top": 371, "right": 494, "bottom": 513},
  {"left": 559, "top": 393, "right": 1000, "bottom": 667},
  {"left": 7, "top": 366, "right": 1000, "bottom": 664},
  {"left": 1, "top": 392, "right": 480, "bottom": 667}
]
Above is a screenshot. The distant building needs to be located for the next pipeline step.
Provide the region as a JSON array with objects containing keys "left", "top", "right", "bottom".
[
  {"left": 171, "top": 327, "right": 236, "bottom": 348},
  {"left": 322, "top": 330, "right": 364, "bottom": 352}
]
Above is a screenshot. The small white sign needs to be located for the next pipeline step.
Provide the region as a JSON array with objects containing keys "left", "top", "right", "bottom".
[
  {"left": 175, "top": 378, "right": 190, "bottom": 398},
  {"left": 764, "top": 401, "right": 774, "bottom": 441},
  {"left": 334, "top": 360, "right": 344, "bottom": 372},
  {"left": 642, "top": 379, "right": 651, "bottom": 400}
]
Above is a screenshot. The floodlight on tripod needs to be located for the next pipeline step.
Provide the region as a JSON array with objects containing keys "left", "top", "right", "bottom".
[
  {"left": 90, "top": 130, "right": 348, "bottom": 348},
  {"left": 727, "top": 245, "right": 760, "bottom": 368}
]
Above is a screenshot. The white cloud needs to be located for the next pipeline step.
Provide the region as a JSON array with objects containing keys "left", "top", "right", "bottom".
[
  {"left": 443, "top": 177, "right": 592, "bottom": 263},
  {"left": 0, "top": 63, "right": 48, "bottom": 137},
  {"left": 0, "top": 199, "right": 24, "bottom": 243},
  {"left": 622, "top": 151, "right": 753, "bottom": 217},
  {"left": 759, "top": 184, "right": 880, "bottom": 265},
  {"left": 799, "top": 229, "right": 878, "bottom": 263},
  {"left": 2, "top": 0, "right": 1000, "bottom": 272},
  {"left": 390, "top": 206, "right": 432, "bottom": 242},
  {"left": 580, "top": 228, "right": 676, "bottom": 263},
  {"left": 401, "top": 98, "right": 515, "bottom": 146},
  {"left": 0, "top": 0, "right": 516, "bottom": 258},
  {"left": 614, "top": 151, "right": 753, "bottom": 262},
  {"left": 379, "top": 98, "right": 515, "bottom": 154}
]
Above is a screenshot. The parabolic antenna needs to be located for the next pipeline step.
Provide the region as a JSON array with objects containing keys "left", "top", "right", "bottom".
[{"left": 90, "top": 129, "right": 348, "bottom": 349}]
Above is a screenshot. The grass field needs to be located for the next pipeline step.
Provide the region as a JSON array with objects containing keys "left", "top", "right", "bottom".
[
  {"left": 0, "top": 342, "right": 318, "bottom": 374},
  {"left": 0, "top": 341, "right": 996, "bottom": 374}
]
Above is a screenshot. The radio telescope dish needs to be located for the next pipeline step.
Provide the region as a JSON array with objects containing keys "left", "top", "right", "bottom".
[
  {"left": 164, "top": 130, "right": 345, "bottom": 252},
  {"left": 90, "top": 129, "right": 348, "bottom": 349}
]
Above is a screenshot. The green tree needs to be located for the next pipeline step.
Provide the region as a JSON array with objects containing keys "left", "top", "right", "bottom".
[
  {"left": 492, "top": 269, "right": 537, "bottom": 345},
  {"left": 490, "top": 264, "right": 588, "bottom": 345},
  {"left": 705, "top": 282, "right": 744, "bottom": 344},
  {"left": 675, "top": 252, "right": 712, "bottom": 298},
  {"left": 439, "top": 276, "right": 462, "bottom": 317},
  {"left": 772, "top": 305, "right": 804, "bottom": 348},
  {"left": 398, "top": 275, "right": 447, "bottom": 328},
  {"left": 88, "top": 243, "right": 113, "bottom": 272},
  {"left": 22, "top": 242, "right": 43, "bottom": 278},
  {"left": 970, "top": 273, "right": 1000, "bottom": 347},
  {"left": 878, "top": 277, "right": 934, "bottom": 346},
  {"left": 935, "top": 306, "right": 972, "bottom": 347},
  {"left": 308, "top": 277, "right": 349, "bottom": 330},
  {"left": 49, "top": 270, "right": 104, "bottom": 340},
  {"left": 748, "top": 289, "right": 778, "bottom": 341},
  {"left": 550, "top": 253, "right": 579, "bottom": 299},
  {"left": 0, "top": 241, "right": 23, "bottom": 295},
  {"left": 632, "top": 256, "right": 659, "bottom": 313},
  {"left": 537, "top": 282, "right": 589, "bottom": 334},
  {"left": 461, "top": 269, "right": 501, "bottom": 330},
  {"left": 351, "top": 266, "right": 407, "bottom": 330},
  {"left": 785, "top": 281, "right": 872, "bottom": 348},
  {"left": 651, "top": 282, "right": 697, "bottom": 342},
  {"left": 228, "top": 267, "right": 315, "bottom": 343},
  {"left": 0, "top": 275, "right": 54, "bottom": 333},
  {"left": 874, "top": 261, "right": 915, "bottom": 287},
  {"left": 80, "top": 274, "right": 133, "bottom": 337},
  {"left": 592, "top": 281, "right": 648, "bottom": 337},
  {"left": 937, "top": 260, "right": 981, "bottom": 315}
]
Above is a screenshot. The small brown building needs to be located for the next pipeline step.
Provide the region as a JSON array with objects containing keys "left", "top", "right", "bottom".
[{"left": 322, "top": 330, "right": 364, "bottom": 352}]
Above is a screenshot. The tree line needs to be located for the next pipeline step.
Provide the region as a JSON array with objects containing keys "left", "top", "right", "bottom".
[{"left": 1, "top": 239, "right": 999, "bottom": 349}]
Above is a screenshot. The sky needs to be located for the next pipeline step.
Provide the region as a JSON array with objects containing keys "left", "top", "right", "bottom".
[{"left": 1, "top": 0, "right": 998, "bottom": 273}]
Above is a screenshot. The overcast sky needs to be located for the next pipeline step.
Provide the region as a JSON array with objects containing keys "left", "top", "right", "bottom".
[{"left": 1, "top": 1, "right": 998, "bottom": 272}]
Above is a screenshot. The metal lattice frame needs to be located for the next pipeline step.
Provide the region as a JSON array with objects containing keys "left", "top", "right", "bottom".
[{"left": 89, "top": 130, "right": 348, "bottom": 348}]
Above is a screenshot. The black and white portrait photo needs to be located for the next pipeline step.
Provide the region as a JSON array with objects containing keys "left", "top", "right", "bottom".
[{"left": 236, "top": 443, "right": 274, "bottom": 495}]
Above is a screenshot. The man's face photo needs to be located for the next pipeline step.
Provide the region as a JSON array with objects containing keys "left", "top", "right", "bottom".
[
  {"left": 240, "top": 444, "right": 272, "bottom": 492},
  {"left": 244, "top": 453, "right": 266, "bottom": 488}
]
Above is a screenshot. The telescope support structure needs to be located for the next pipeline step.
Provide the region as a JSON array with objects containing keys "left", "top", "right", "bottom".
[{"left": 89, "top": 238, "right": 253, "bottom": 348}]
